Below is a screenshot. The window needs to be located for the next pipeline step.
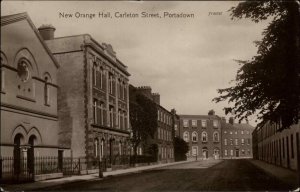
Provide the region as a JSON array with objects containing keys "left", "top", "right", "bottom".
[
  {"left": 201, "top": 120, "right": 207, "bottom": 128},
  {"left": 109, "top": 73, "right": 114, "bottom": 95},
  {"left": 224, "top": 150, "right": 228, "bottom": 156},
  {"left": 183, "top": 120, "right": 189, "bottom": 127},
  {"left": 44, "top": 76, "right": 50, "bottom": 105},
  {"left": 94, "top": 139, "right": 99, "bottom": 157},
  {"left": 213, "top": 120, "right": 218, "bottom": 128},
  {"left": 230, "top": 131, "right": 233, "bottom": 134},
  {"left": 158, "top": 110, "right": 160, "bottom": 121},
  {"left": 192, "top": 146, "right": 198, "bottom": 156},
  {"left": 99, "top": 67, "right": 104, "bottom": 89},
  {"left": 123, "top": 83, "right": 127, "bottom": 100},
  {"left": 109, "top": 106, "right": 114, "bottom": 127},
  {"left": 92, "top": 63, "right": 97, "bottom": 86},
  {"left": 213, "top": 132, "right": 219, "bottom": 142},
  {"left": 230, "top": 139, "right": 233, "bottom": 145},
  {"left": 224, "top": 139, "right": 228, "bottom": 145},
  {"left": 247, "top": 149, "right": 251, "bottom": 155},
  {"left": 202, "top": 132, "right": 208, "bottom": 142},
  {"left": 192, "top": 120, "right": 197, "bottom": 127},
  {"left": 247, "top": 138, "right": 250, "bottom": 145},
  {"left": 18, "top": 59, "right": 30, "bottom": 82},
  {"left": 93, "top": 99, "right": 97, "bottom": 124},
  {"left": 174, "top": 124, "right": 178, "bottom": 131},
  {"left": 235, "top": 131, "right": 238, "bottom": 135},
  {"left": 235, "top": 139, "right": 238, "bottom": 145},
  {"left": 230, "top": 150, "right": 233, "bottom": 156},
  {"left": 158, "top": 128, "right": 160, "bottom": 139},
  {"left": 183, "top": 131, "right": 189, "bottom": 142},
  {"left": 192, "top": 132, "right": 198, "bottom": 142},
  {"left": 241, "top": 149, "right": 245, "bottom": 155},
  {"left": 241, "top": 138, "right": 245, "bottom": 145},
  {"left": 241, "top": 131, "right": 244, "bottom": 135}
]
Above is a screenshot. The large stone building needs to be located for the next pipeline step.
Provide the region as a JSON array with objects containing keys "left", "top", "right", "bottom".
[
  {"left": 252, "top": 122, "right": 299, "bottom": 171},
  {"left": 42, "top": 27, "right": 131, "bottom": 167},
  {"left": 179, "top": 111, "right": 222, "bottom": 160},
  {"left": 221, "top": 117, "right": 254, "bottom": 159},
  {"left": 1, "top": 12, "right": 62, "bottom": 172},
  {"left": 129, "top": 86, "right": 176, "bottom": 163}
]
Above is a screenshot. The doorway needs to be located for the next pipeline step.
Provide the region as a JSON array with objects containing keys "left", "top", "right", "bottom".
[{"left": 235, "top": 149, "right": 239, "bottom": 157}]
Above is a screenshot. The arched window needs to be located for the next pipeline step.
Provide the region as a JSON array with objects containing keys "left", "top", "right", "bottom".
[
  {"left": 44, "top": 76, "right": 50, "bottom": 105},
  {"left": 202, "top": 131, "right": 208, "bottom": 142},
  {"left": 94, "top": 139, "right": 99, "bottom": 157},
  {"left": 213, "top": 131, "right": 219, "bottom": 142},
  {"left": 192, "top": 132, "right": 198, "bottom": 142},
  {"left": 183, "top": 131, "right": 189, "bottom": 142},
  {"left": 92, "top": 62, "right": 97, "bottom": 86}
]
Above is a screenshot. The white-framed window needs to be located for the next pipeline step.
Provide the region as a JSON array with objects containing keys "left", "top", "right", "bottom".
[
  {"left": 241, "top": 149, "right": 245, "bottom": 155},
  {"left": 241, "top": 130, "right": 244, "bottom": 135},
  {"left": 213, "top": 120, "right": 218, "bottom": 128},
  {"left": 109, "top": 73, "right": 114, "bottom": 95},
  {"left": 230, "top": 131, "right": 233, "bottom": 134},
  {"left": 230, "top": 139, "right": 233, "bottom": 145},
  {"left": 192, "top": 120, "right": 197, "bottom": 127},
  {"left": 235, "top": 138, "right": 238, "bottom": 145},
  {"left": 241, "top": 138, "right": 245, "bottom": 145},
  {"left": 247, "top": 138, "right": 250, "bottom": 145},
  {"left": 224, "top": 139, "right": 228, "bottom": 145},
  {"left": 235, "top": 131, "right": 238, "bottom": 135},
  {"left": 192, "top": 146, "right": 198, "bottom": 156},
  {"left": 213, "top": 131, "right": 219, "bottom": 142},
  {"left": 230, "top": 150, "right": 233, "bottom": 156},
  {"left": 183, "top": 119, "right": 189, "bottom": 127},
  {"left": 202, "top": 131, "right": 208, "bottom": 142},
  {"left": 183, "top": 131, "right": 189, "bottom": 142},
  {"left": 201, "top": 120, "right": 207, "bottom": 128},
  {"left": 224, "top": 150, "right": 228, "bottom": 156},
  {"left": 192, "top": 132, "right": 198, "bottom": 142}
]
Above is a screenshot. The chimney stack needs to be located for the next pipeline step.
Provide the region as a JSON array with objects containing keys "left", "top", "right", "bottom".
[
  {"left": 229, "top": 117, "right": 234, "bottom": 125},
  {"left": 38, "top": 24, "right": 56, "bottom": 40},
  {"left": 136, "top": 86, "right": 152, "bottom": 99},
  {"left": 221, "top": 117, "right": 226, "bottom": 123},
  {"left": 152, "top": 93, "right": 160, "bottom": 105},
  {"left": 208, "top": 109, "right": 215, "bottom": 116}
]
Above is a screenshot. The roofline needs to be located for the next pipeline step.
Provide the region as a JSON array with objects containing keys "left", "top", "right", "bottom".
[{"left": 1, "top": 12, "right": 60, "bottom": 69}]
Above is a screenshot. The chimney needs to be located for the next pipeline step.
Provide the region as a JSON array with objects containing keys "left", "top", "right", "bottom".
[
  {"left": 171, "top": 108, "right": 177, "bottom": 115},
  {"left": 152, "top": 93, "right": 160, "bottom": 105},
  {"left": 38, "top": 24, "right": 56, "bottom": 40},
  {"left": 137, "top": 86, "right": 152, "bottom": 99},
  {"left": 229, "top": 117, "right": 234, "bottom": 125}
]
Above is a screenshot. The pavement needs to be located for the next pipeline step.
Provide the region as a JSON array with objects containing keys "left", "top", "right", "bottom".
[
  {"left": 249, "top": 159, "right": 299, "bottom": 189},
  {"left": 0, "top": 159, "right": 195, "bottom": 191}
]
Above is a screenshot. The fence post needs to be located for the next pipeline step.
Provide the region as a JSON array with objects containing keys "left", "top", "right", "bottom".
[{"left": 98, "top": 160, "right": 103, "bottom": 178}]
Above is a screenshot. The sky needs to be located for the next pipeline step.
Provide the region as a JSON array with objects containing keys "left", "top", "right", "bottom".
[{"left": 2, "top": 1, "right": 270, "bottom": 126}]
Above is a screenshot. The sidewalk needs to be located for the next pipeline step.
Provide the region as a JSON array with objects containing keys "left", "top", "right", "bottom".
[
  {"left": 1, "top": 159, "right": 194, "bottom": 191},
  {"left": 249, "top": 159, "right": 299, "bottom": 189}
]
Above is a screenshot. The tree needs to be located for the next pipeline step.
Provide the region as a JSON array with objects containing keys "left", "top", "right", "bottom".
[
  {"left": 213, "top": 1, "right": 300, "bottom": 131},
  {"left": 173, "top": 137, "right": 189, "bottom": 161},
  {"left": 129, "top": 86, "right": 158, "bottom": 158}
]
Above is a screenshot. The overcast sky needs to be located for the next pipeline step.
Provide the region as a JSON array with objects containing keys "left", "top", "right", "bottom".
[{"left": 2, "top": 1, "right": 270, "bottom": 126}]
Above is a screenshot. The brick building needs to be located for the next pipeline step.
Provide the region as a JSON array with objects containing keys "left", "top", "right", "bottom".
[
  {"left": 1, "top": 12, "right": 63, "bottom": 172},
  {"left": 42, "top": 27, "right": 131, "bottom": 168},
  {"left": 179, "top": 111, "right": 222, "bottom": 160},
  {"left": 221, "top": 117, "right": 254, "bottom": 159},
  {"left": 129, "top": 86, "right": 176, "bottom": 163},
  {"left": 252, "top": 122, "right": 299, "bottom": 171}
]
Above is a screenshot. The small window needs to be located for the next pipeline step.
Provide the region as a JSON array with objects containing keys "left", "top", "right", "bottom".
[
  {"left": 183, "top": 131, "right": 189, "bottom": 142},
  {"left": 230, "top": 150, "right": 233, "bottom": 156},
  {"left": 202, "top": 132, "right": 208, "bottom": 142},
  {"left": 241, "top": 131, "right": 244, "bottom": 135},
  {"left": 192, "top": 120, "right": 197, "bottom": 127},
  {"left": 224, "top": 150, "right": 228, "bottom": 156},
  {"left": 230, "top": 131, "right": 233, "bottom": 134},
  {"left": 192, "top": 146, "right": 198, "bottom": 156},
  {"left": 224, "top": 131, "right": 227, "bottom": 134},
  {"left": 213, "top": 132, "right": 219, "bottom": 142},
  {"left": 230, "top": 139, "right": 233, "bottom": 145},
  {"left": 235, "top": 139, "right": 238, "bottom": 145},
  {"left": 235, "top": 131, "right": 238, "bottom": 135},
  {"left": 183, "top": 120, "right": 189, "bottom": 127},
  {"left": 201, "top": 120, "right": 207, "bottom": 128},
  {"left": 241, "top": 138, "right": 245, "bottom": 145},
  {"left": 224, "top": 139, "right": 227, "bottom": 145},
  {"left": 213, "top": 120, "right": 218, "bottom": 128},
  {"left": 192, "top": 132, "right": 198, "bottom": 142}
]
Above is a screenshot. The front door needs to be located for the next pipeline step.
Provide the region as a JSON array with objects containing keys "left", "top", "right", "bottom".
[{"left": 235, "top": 149, "right": 239, "bottom": 157}]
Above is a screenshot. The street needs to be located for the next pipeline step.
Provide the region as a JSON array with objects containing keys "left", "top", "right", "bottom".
[{"left": 40, "top": 159, "right": 292, "bottom": 191}]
